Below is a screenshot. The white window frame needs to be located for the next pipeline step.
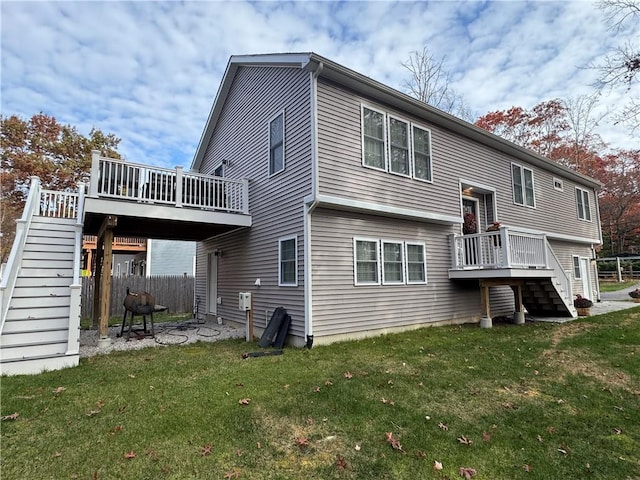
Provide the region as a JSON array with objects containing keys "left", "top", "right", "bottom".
[
  {"left": 576, "top": 187, "right": 592, "bottom": 221},
  {"left": 572, "top": 255, "right": 581, "bottom": 279},
  {"left": 361, "top": 105, "right": 387, "bottom": 172},
  {"left": 387, "top": 116, "right": 411, "bottom": 178},
  {"left": 411, "top": 124, "right": 433, "bottom": 183},
  {"left": 405, "top": 242, "right": 427, "bottom": 284},
  {"left": 353, "top": 238, "right": 381, "bottom": 286},
  {"left": 381, "top": 240, "right": 405, "bottom": 285},
  {"left": 268, "top": 110, "right": 285, "bottom": 177},
  {"left": 511, "top": 163, "right": 536, "bottom": 208},
  {"left": 553, "top": 177, "right": 563, "bottom": 192},
  {"left": 278, "top": 235, "right": 297, "bottom": 286}
]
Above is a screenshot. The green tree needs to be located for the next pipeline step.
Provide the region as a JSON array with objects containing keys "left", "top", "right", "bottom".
[{"left": 1, "top": 113, "right": 121, "bottom": 262}]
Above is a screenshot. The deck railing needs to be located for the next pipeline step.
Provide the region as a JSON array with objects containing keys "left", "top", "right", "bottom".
[
  {"left": 39, "top": 189, "right": 80, "bottom": 219},
  {"left": 452, "top": 226, "right": 547, "bottom": 270},
  {"left": 88, "top": 152, "right": 249, "bottom": 214}
]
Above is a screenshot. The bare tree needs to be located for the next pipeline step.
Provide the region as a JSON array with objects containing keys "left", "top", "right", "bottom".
[
  {"left": 402, "top": 47, "right": 473, "bottom": 121},
  {"left": 562, "top": 94, "right": 608, "bottom": 169},
  {"left": 593, "top": 0, "right": 640, "bottom": 133}
]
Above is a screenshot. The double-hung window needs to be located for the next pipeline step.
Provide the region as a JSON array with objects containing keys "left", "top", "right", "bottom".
[
  {"left": 269, "top": 112, "right": 285, "bottom": 176},
  {"left": 576, "top": 187, "right": 591, "bottom": 221},
  {"left": 382, "top": 241, "right": 404, "bottom": 284},
  {"left": 278, "top": 236, "right": 297, "bottom": 286},
  {"left": 354, "top": 239, "right": 380, "bottom": 285},
  {"left": 406, "top": 243, "right": 427, "bottom": 284},
  {"left": 412, "top": 125, "right": 432, "bottom": 182},
  {"left": 362, "top": 107, "right": 386, "bottom": 170},
  {"left": 512, "top": 163, "right": 535, "bottom": 207},
  {"left": 388, "top": 117, "right": 410, "bottom": 176},
  {"left": 572, "top": 256, "right": 581, "bottom": 279}
]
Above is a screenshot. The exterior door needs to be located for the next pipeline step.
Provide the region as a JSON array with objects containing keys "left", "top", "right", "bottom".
[
  {"left": 462, "top": 197, "right": 480, "bottom": 234},
  {"left": 580, "top": 257, "right": 592, "bottom": 299},
  {"left": 207, "top": 252, "right": 218, "bottom": 315}
]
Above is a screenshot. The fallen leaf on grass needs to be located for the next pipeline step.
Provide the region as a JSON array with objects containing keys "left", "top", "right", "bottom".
[
  {"left": 85, "top": 410, "right": 100, "bottom": 417},
  {"left": 482, "top": 431, "right": 492, "bottom": 442},
  {"left": 306, "top": 417, "right": 314, "bottom": 425},
  {"left": 457, "top": 435, "right": 473, "bottom": 445},
  {"left": 117, "top": 405, "right": 127, "bottom": 414},
  {"left": 459, "top": 466, "right": 477, "bottom": 479},
  {"left": 295, "top": 437, "right": 309, "bottom": 448},
  {"left": 1, "top": 412, "right": 19, "bottom": 421},
  {"left": 96, "top": 399, "right": 105, "bottom": 409},
  {"left": 224, "top": 469, "right": 240, "bottom": 479},
  {"left": 128, "top": 374, "right": 136, "bottom": 379},
  {"left": 414, "top": 450, "right": 427, "bottom": 458},
  {"left": 124, "top": 451, "right": 136, "bottom": 459},
  {"left": 344, "top": 371, "right": 353, "bottom": 379},
  {"left": 236, "top": 449, "right": 244, "bottom": 456},
  {"left": 335, "top": 455, "right": 347, "bottom": 470},
  {"left": 200, "top": 444, "right": 213, "bottom": 456},
  {"left": 53, "top": 387, "right": 66, "bottom": 395},
  {"left": 536, "top": 434, "right": 544, "bottom": 443},
  {"left": 256, "top": 442, "right": 261, "bottom": 449},
  {"left": 238, "top": 398, "right": 251, "bottom": 405},
  {"left": 558, "top": 448, "right": 568, "bottom": 455},
  {"left": 613, "top": 428, "right": 622, "bottom": 435},
  {"left": 354, "top": 444, "right": 361, "bottom": 451},
  {"left": 546, "top": 426, "right": 555, "bottom": 434},
  {"left": 438, "top": 422, "right": 449, "bottom": 431},
  {"left": 53, "top": 452, "right": 62, "bottom": 458},
  {"left": 501, "top": 402, "right": 514, "bottom": 409},
  {"left": 433, "top": 460, "right": 443, "bottom": 471},
  {"left": 385, "top": 432, "right": 403, "bottom": 451},
  {"left": 325, "top": 380, "right": 333, "bottom": 386},
  {"left": 314, "top": 386, "right": 321, "bottom": 393},
  {"left": 523, "top": 464, "right": 533, "bottom": 472}
]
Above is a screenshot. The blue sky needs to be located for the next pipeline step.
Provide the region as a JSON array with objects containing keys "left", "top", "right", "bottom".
[{"left": 1, "top": 1, "right": 638, "bottom": 170}]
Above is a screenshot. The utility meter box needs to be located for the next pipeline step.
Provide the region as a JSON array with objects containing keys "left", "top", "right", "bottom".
[{"left": 238, "top": 292, "right": 252, "bottom": 311}]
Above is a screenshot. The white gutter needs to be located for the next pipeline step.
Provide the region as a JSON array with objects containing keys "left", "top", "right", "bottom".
[{"left": 303, "top": 61, "right": 323, "bottom": 347}]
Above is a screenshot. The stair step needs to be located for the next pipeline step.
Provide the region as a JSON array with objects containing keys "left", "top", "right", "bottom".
[
  {"left": 0, "top": 329, "right": 69, "bottom": 347},
  {"left": 3, "top": 317, "right": 70, "bottom": 333},
  {"left": 23, "top": 243, "right": 75, "bottom": 253},
  {"left": 0, "top": 341, "right": 68, "bottom": 362},
  {"left": 12, "top": 285, "right": 71, "bottom": 298},
  {"left": 31, "top": 216, "right": 76, "bottom": 225},
  {"left": 9, "top": 295, "right": 71, "bottom": 309},
  {"left": 15, "top": 276, "right": 74, "bottom": 288},
  {"left": 26, "top": 236, "right": 74, "bottom": 246},
  {"left": 4, "top": 305, "right": 70, "bottom": 322},
  {"left": 22, "top": 250, "right": 75, "bottom": 261},
  {"left": 0, "top": 353, "right": 79, "bottom": 376},
  {"left": 22, "top": 258, "right": 73, "bottom": 269},
  {"left": 18, "top": 267, "right": 73, "bottom": 278},
  {"left": 28, "top": 229, "right": 74, "bottom": 239}
]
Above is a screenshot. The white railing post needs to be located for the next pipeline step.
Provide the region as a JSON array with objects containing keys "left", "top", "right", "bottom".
[
  {"left": 66, "top": 284, "right": 81, "bottom": 356},
  {"left": 542, "top": 235, "right": 549, "bottom": 267},
  {"left": 500, "top": 226, "right": 511, "bottom": 268},
  {"left": 175, "top": 166, "right": 183, "bottom": 208},
  {"left": 242, "top": 179, "right": 249, "bottom": 214},
  {"left": 89, "top": 151, "right": 101, "bottom": 197},
  {"left": 449, "top": 234, "right": 459, "bottom": 268}
]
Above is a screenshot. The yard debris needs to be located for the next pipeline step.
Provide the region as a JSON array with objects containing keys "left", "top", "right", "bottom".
[
  {"left": 459, "top": 466, "right": 477, "bottom": 479},
  {"left": 295, "top": 437, "right": 309, "bottom": 448},
  {"left": 1, "top": 412, "right": 19, "bottom": 421},
  {"left": 238, "top": 398, "right": 251, "bottom": 405},
  {"left": 200, "top": 443, "right": 213, "bottom": 456},
  {"left": 335, "top": 455, "right": 348, "bottom": 470},
  {"left": 438, "top": 422, "right": 449, "bottom": 431},
  {"left": 53, "top": 386, "right": 66, "bottom": 395},
  {"left": 433, "top": 460, "right": 443, "bottom": 471},
  {"left": 124, "top": 451, "right": 136, "bottom": 459},
  {"left": 385, "top": 432, "right": 403, "bottom": 451},
  {"left": 224, "top": 470, "right": 240, "bottom": 479},
  {"left": 344, "top": 371, "right": 353, "bottom": 379},
  {"left": 457, "top": 435, "right": 473, "bottom": 445},
  {"left": 482, "top": 431, "right": 492, "bottom": 442},
  {"left": 523, "top": 464, "right": 533, "bottom": 472}
]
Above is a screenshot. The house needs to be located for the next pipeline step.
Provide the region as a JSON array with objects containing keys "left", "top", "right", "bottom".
[
  {"left": 189, "top": 53, "right": 601, "bottom": 346},
  {"left": 144, "top": 239, "right": 196, "bottom": 277},
  {"left": 0, "top": 52, "right": 602, "bottom": 374},
  {"left": 82, "top": 235, "right": 147, "bottom": 277}
]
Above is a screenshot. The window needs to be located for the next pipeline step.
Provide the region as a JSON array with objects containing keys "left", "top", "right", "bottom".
[
  {"left": 406, "top": 243, "right": 427, "bottom": 284},
  {"left": 412, "top": 125, "right": 432, "bottom": 182},
  {"left": 269, "top": 112, "right": 285, "bottom": 176},
  {"left": 388, "top": 117, "right": 410, "bottom": 176},
  {"left": 354, "top": 239, "right": 380, "bottom": 285},
  {"left": 572, "top": 255, "right": 581, "bottom": 279},
  {"left": 278, "top": 236, "right": 297, "bottom": 286},
  {"left": 362, "top": 107, "right": 386, "bottom": 170},
  {"left": 553, "top": 177, "right": 563, "bottom": 191},
  {"left": 382, "top": 241, "right": 404, "bottom": 284},
  {"left": 576, "top": 187, "right": 591, "bottom": 221},
  {"left": 512, "top": 163, "right": 535, "bottom": 207}
]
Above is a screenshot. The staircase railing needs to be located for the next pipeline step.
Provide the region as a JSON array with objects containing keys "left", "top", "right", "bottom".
[
  {"left": 545, "top": 238, "right": 576, "bottom": 315},
  {"left": 0, "top": 176, "right": 41, "bottom": 331},
  {"left": 67, "top": 184, "right": 85, "bottom": 355}
]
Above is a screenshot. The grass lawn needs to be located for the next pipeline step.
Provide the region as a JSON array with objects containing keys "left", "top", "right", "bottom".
[
  {"left": 599, "top": 280, "right": 639, "bottom": 292},
  {"left": 2, "top": 308, "right": 639, "bottom": 479}
]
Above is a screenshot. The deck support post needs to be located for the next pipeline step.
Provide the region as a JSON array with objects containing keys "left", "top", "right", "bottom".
[
  {"left": 92, "top": 237, "right": 103, "bottom": 328},
  {"left": 479, "top": 280, "right": 492, "bottom": 328},
  {"left": 513, "top": 282, "right": 525, "bottom": 325},
  {"left": 96, "top": 215, "right": 117, "bottom": 348}
]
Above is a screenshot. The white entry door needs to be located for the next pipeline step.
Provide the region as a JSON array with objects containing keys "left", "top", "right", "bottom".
[
  {"left": 579, "top": 257, "right": 591, "bottom": 299},
  {"left": 207, "top": 252, "right": 218, "bottom": 315}
]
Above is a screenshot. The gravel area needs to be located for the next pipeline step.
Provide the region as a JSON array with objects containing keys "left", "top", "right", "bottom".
[{"left": 80, "top": 319, "right": 244, "bottom": 358}]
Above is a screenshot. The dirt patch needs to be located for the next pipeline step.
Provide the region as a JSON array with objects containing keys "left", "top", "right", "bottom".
[
  {"left": 549, "top": 322, "right": 596, "bottom": 348},
  {"left": 541, "top": 347, "right": 639, "bottom": 395}
]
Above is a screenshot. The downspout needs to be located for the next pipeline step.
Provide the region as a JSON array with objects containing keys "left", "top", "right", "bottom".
[
  {"left": 594, "top": 191, "right": 603, "bottom": 302},
  {"left": 303, "top": 60, "right": 323, "bottom": 348}
]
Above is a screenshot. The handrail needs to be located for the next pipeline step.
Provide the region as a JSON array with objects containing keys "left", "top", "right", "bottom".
[
  {"left": 88, "top": 152, "right": 249, "bottom": 214},
  {"left": 545, "top": 238, "right": 575, "bottom": 314},
  {"left": 0, "top": 176, "right": 41, "bottom": 331}
]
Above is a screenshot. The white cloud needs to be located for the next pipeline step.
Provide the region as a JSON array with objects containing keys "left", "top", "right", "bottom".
[{"left": 1, "top": 0, "right": 637, "bottom": 171}]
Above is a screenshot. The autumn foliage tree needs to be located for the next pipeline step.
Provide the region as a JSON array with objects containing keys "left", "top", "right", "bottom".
[{"left": 1, "top": 113, "right": 121, "bottom": 262}]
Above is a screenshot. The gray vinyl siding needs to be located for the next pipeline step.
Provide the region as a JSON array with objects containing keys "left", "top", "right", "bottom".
[
  {"left": 316, "top": 79, "right": 599, "bottom": 242},
  {"left": 310, "top": 208, "right": 483, "bottom": 337},
  {"left": 195, "top": 66, "right": 312, "bottom": 336},
  {"left": 548, "top": 239, "right": 597, "bottom": 300},
  {"left": 148, "top": 240, "right": 195, "bottom": 276}
]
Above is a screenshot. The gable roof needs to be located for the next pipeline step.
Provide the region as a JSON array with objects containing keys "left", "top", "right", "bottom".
[{"left": 191, "top": 52, "right": 601, "bottom": 190}]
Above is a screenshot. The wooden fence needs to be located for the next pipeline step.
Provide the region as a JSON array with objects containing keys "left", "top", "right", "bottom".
[{"left": 81, "top": 275, "right": 194, "bottom": 319}]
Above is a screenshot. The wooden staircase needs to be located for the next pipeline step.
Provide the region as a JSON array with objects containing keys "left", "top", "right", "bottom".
[
  {"left": 1, "top": 180, "right": 83, "bottom": 375},
  {"left": 522, "top": 277, "right": 575, "bottom": 317}
]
